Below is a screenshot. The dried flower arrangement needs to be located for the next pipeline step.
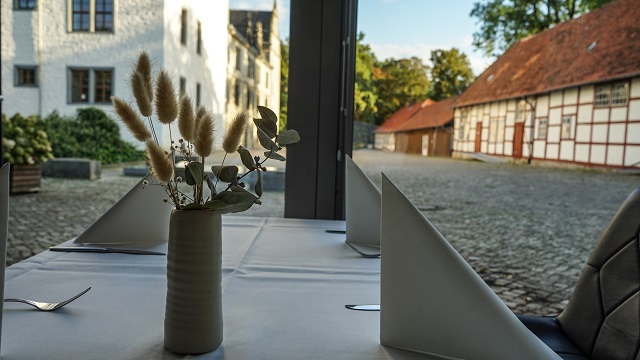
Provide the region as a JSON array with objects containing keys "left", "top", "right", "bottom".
[{"left": 112, "top": 51, "right": 299, "bottom": 213}]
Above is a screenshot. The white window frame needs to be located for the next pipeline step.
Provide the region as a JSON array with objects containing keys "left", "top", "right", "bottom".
[
  {"left": 561, "top": 115, "right": 574, "bottom": 140},
  {"left": 595, "top": 81, "right": 629, "bottom": 107},
  {"left": 537, "top": 118, "right": 548, "bottom": 140},
  {"left": 68, "top": 0, "right": 114, "bottom": 33}
]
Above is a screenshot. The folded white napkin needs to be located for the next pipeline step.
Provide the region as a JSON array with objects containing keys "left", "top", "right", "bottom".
[
  {"left": 74, "top": 174, "right": 172, "bottom": 245},
  {"left": 0, "top": 163, "right": 9, "bottom": 354},
  {"left": 379, "top": 173, "right": 560, "bottom": 359},
  {"left": 345, "top": 155, "right": 381, "bottom": 248}
]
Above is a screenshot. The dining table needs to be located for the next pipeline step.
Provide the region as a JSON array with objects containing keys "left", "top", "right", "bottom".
[{"left": 1, "top": 216, "right": 432, "bottom": 359}]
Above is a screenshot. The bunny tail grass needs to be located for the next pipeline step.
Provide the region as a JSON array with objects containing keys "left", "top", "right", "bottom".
[
  {"left": 130, "top": 71, "right": 153, "bottom": 117},
  {"left": 223, "top": 111, "right": 247, "bottom": 153},
  {"left": 178, "top": 96, "right": 195, "bottom": 142},
  {"left": 194, "top": 111, "right": 214, "bottom": 157},
  {"left": 135, "top": 51, "right": 154, "bottom": 103},
  {"left": 112, "top": 97, "right": 151, "bottom": 141},
  {"left": 155, "top": 70, "right": 178, "bottom": 124},
  {"left": 146, "top": 140, "right": 174, "bottom": 184}
]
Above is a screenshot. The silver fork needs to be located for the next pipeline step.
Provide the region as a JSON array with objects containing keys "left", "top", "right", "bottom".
[{"left": 4, "top": 287, "right": 91, "bottom": 311}]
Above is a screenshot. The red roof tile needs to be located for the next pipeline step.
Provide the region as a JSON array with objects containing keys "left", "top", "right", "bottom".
[
  {"left": 455, "top": 0, "right": 640, "bottom": 107},
  {"left": 375, "top": 99, "right": 434, "bottom": 133},
  {"left": 395, "top": 97, "right": 457, "bottom": 132}
]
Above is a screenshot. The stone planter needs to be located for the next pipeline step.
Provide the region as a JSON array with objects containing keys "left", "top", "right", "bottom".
[{"left": 9, "top": 164, "right": 41, "bottom": 194}]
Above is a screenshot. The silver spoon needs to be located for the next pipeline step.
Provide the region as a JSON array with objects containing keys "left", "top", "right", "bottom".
[{"left": 4, "top": 287, "right": 91, "bottom": 311}]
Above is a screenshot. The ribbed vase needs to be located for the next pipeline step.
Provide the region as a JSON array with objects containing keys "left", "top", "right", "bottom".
[{"left": 164, "top": 209, "right": 223, "bottom": 354}]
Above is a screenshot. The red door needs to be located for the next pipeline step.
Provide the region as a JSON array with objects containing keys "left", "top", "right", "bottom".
[
  {"left": 474, "top": 122, "right": 482, "bottom": 153},
  {"left": 513, "top": 122, "right": 525, "bottom": 158}
]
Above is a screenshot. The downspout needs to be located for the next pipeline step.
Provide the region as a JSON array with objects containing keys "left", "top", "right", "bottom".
[
  {"left": 37, "top": 0, "right": 43, "bottom": 116},
  {"left": 524, "top": 96, "right": 536, "bottom": 164}
]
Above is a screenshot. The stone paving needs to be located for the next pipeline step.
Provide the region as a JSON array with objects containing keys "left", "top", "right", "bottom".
[{"left": 6, "top": 149, "right": 640, "bottom": 317}]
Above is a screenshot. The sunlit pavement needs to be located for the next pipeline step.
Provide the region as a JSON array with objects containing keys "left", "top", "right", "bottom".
[{"left": 7, "top": 149, "right": 639, "bottom": 316}]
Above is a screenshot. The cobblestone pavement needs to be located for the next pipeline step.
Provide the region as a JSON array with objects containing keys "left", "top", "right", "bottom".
[{"left": 6, "top": 149, "right": 639, "bottom": 317}]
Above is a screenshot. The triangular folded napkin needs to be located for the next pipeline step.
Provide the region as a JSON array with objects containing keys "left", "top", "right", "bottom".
[
  {"left": 74, "top": 174, "right": 172, "bottom": 245},
  {"left": 345, "top": 155, "right": 381, "bottom": 249},
  {"left": 380, "top": 174, "right": 560, "bottom": 359}
]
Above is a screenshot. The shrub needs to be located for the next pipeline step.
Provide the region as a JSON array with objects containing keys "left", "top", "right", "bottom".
[
  {"left": 40, "top": 108, "right": 145, "bottom": 164},
  {"left": 2, "top": 113, "right": 54, "bottom": 164}
]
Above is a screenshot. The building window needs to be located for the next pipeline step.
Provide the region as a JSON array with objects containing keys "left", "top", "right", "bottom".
[
  {"left": 70, "top": 69, "right": 90, "bottom": 102},
  {"left": 197, "top": 21, "right": 202, "bottom": 55},
  {"left": 537, "top": 118, "right": 548, "bottom": 139},
  {"left": 94, "top": 0, "right": 113, "bottom": 32},
  {"left": 196, "top": 83, "right": 201, "bottom": 107},
  {"left": 69, "top": 68, "right": 113, "bottom": 104},
  {"left": 561, "top": 116, "right": 573, "bottom": 139},
  {"left": 70, "top": 0, "right": 113, "bottom": 33},
  {"left": 180, "top": 9, "right": 187, "bottom": 45},
  {"left": 179, "top": 77, "right": 186, "bottom": 97},
  {"left": 15, "top": 0, "right": 36, "bottom": 10},
  {"left": 15, "top": 66, "right": 38, "bottom": 87},
  {"left": 234, "top": 82, "right": 240, "bottom": 106},
  {"left": 235, "top": 47, "right": 242, "bottom": 72},
  {"left": 458, "top": 110, "right": 469, "bottom": 141},
  {"left": 248, "top": 58, "right": 255, "bottom": 79},
  {"left": 247, "top": 89, "right": 254, "bottom": 109},
  {"left": 595, "top": 82, "right": 629, "bottom": 107}
]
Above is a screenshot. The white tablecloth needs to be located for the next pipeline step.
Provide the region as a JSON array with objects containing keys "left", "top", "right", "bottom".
[{"left": 1, "top": 216, "right": 431, "bottom": 359}]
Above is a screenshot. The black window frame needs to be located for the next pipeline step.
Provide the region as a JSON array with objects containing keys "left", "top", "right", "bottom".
[
  {"left": 69, "top": 68, "right": 90, "bottom": 103},
  {"left": 180, "top": 9, "right": 187, "bottom": 45},
  {"left": 197, "top": 21, "right": 202, "bottom": 55},
  {"left": 93, "top": 68, "right": 113, "bottom": 103},
  {"left": 15, "top": 66, "right": 38, "bottom": 87},
  {"left": 72, "top": 0, "right": 91, "bottom": 32},
  {"left": 179, "top": 77, "right": 186, "bottom": 97},
  {"left": 14, "top": 0, "right": 36, "bottom": 10},
  {"left": 196, "top": 83, "right": 201, "bottom": 107},
  {"left": 94, "top": 0, "right": 114, "bottom": 32}
]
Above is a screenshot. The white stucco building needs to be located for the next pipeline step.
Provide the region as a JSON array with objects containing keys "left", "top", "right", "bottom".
[
  {"left": 2, "top": 0, "right": 229, "bottom": 147},
  {"left": 227, "top": 4, "right": 281, "bottom": 149},
  {"left": 453, "top": 0, "right": 640, "bottom": 169}
]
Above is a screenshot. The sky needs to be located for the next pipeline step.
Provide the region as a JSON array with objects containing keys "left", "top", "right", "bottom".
[{"left": 229, "top": 0, "right": 492, "bottom": 76}]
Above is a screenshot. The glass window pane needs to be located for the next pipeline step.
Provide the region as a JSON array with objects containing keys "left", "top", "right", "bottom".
[{"left": 71, "top": 70, "right": 89, "bottom": 103}]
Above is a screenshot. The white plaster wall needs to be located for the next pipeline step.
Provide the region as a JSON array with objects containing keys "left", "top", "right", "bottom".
[
  {"left": 608, "top": 124, "right": 626, "bottom": 143},
  {"left": 546, "top": 144, "right": 559, "bottom": 159},
  {"left": 627, "top": 123, "right": 640, "bottom": 143},
  {"left": 498, "top": 101, "right": 507, "bottom": 116},
  {"left": 537, "top": 95, "right": 549, "bottom": 117},
  {"left": 578, "top": 104, "right": 592, "bottom": 123},
  {"left": 563, "top": 105, "right": 577, "bottom": 115},
  {"left": 559, "top": 141, "right": 574, "bottom": 161},
  {"left": 575, "top": 144, "right": 589, "bottom": 163},
  {"left": 592, "top": 124, "right": 608, "bottom": 143},
  {"left": 579, "top": 85, "right": 594, "bottom": 103},
  {"left": 590, "top": 145, "right": 606, "bottom": 164},
  {"left": 507, "top": 99, "right": 515, "bottom": 111},
  {"left": 533, "top": 140, "right": 545, "bottom": 157},
  {"left": 610, "top": 107, "right": 627, "bottom": 122},
  {"left": 564, "top": 88, "right": 578, "bottom": 105},
  {"left": 631, "top": 78, "right": 640, "bottom": 98},
  {"left": 593, "top": 108, "right": 609, "bottom": 122},
  {"left": 630, "top": 99, "right": 640, "bottom": 121},
  {"left": 549, "top": 91, "right": 563, "bottom": 107},
  {"left": 626, "top": 145, "right": 640, "bottom": 166},
  {"left": 576, "top": 124, "right": 591, "bottom": 142},
  {"left": 549, "top": 108, "right": 562, "bottom": 126},
  {"left": 547, "top": 125, "right": 560, "bottom": 143},
  {"left": 504, "top": 142, "right": 512, "bottom": 155},
  {"left": 607, "top": 145, "right": 624, "bottom": 166}
]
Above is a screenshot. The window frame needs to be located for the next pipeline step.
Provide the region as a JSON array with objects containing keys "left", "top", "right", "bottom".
[
  {"left": 196, "top": 83, "right": 201, "bottom": 107},
  {"left": 179, "top": 77, "right": 186, "bottom": 97},
  {"left": 561, "top": 115, "right": 574, "bottom": 140},
  {"left": 14, "top": 0, "right": 36, "bottom": 10},
  {"left": 537, "top": 117, "right": 548, "bottom": 140},
  {"left": 196, "top": 21, "right": 202, "bottom": 55},
  {"left": 68, "top": 0, "right": 114, "bottom": 33},
  {"left": 180, "top": 8, "right": 187, "bottom": 46},
  {"left": 595, "top": 81, "right": 629, "bottom": 107},
  {"left": 68, "top": 67, "right": 114, "bottom": 104},
  {"left": 15, "top": 65, "right": 38, "bottom": 87}
]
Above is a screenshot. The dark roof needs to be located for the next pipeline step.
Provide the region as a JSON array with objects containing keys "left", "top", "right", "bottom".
[
  {"left": 455, "top": 0, "right": 640, "bottom": 107},
  {"left": 375, "top": 99, "right": 434, "bottom": 133},
  {"left": 229, "top": 10, "right": 273, "bottom": 45},
  {"left": 395, "top": 97, "right": 456, "bottom": 132}
]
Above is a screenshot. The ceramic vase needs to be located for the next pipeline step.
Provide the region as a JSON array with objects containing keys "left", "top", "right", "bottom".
[{"left": 164, "top": 209, "right": 223, "bottom": 354}]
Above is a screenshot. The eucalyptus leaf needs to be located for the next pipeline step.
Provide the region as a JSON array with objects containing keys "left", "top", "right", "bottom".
[
  {"left": 253, "top": 118, "right": 277, "bottom": 139},
  {"left": 205, "top": 174, "right": 216, "bottom": 196},
  {"left": 185, "top": 162, "right": 204, "bottom": 186},
  {"left": 237, "top": 146, "right": 256, "bottom": 170},
  {"left": 277, "top": 129, "right": 300, "bottom": 145},
  {"left": 211, "top": 165, "right": 239, "bottom": 183},
  {"left": 265, "top": 151, "right": 286, "bottom": 161},
  {"left": 256, "top": 127, "right": 280, "bottom": 151},
  {"left": 255, "top": 170, "right": 263, "bottom": 197},
  {"left": 256, "top": 106, "right": 278, "bottom": 135},
  {"left": 205, "top": 189, "right": 259, "bottom": 214}
]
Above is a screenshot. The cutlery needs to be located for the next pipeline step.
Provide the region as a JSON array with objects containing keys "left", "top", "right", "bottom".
[
  {"left": 49, "top": 246, "right": 165, "bottom": 255},
  {"left": 4, "top": 287, "right": 91, "bottom": 311},
  {"left": 345, "top": 304, "right": 380, "bottom": 311}
]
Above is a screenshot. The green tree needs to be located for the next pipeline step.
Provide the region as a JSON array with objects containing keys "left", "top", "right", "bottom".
[
  {"left": 279, "top": 39, "right": 289, "bottom": 132},
  {"left": 429, "top": 48, "right": 475, "bottom": 101},
  {"left": 354, "top": 33, "right": 378, "bottom": 125},
  {"left": 374, "top": 57, "right": 430, "bottom": 124},
  {"left": 471, "top": 0, "right": 612, "bottom": 57}
]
